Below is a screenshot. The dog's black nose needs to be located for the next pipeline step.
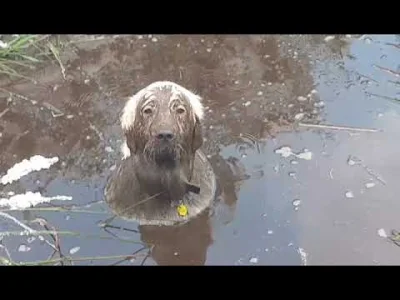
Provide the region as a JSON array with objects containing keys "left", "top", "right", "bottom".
[{"left": 156, "top": 131, "right": 174, "bottom": 141}]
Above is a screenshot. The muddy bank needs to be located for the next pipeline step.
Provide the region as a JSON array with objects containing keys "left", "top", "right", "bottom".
[{"left": 1, "top": 34, "right": 399, "bottom": 265}]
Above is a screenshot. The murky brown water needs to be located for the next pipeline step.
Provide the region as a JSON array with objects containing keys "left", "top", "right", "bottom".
[{"left": 1, "top": 34, "right": 400, "bottom": 265}]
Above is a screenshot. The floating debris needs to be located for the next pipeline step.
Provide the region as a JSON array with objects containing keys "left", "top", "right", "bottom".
[
  {"left": 365, "top": 182, "right": 376, "bottom": 189},
  {"left": 257, "top": 91, "right": 263, "bottom": 96},
  {"left": 69, "top": 246, "right": 80, "bottom": 255},
  {"left": 206, "top": 48, "right": 212, "bottom": 53},
  {"left": 314, "top": 101, "right": 325, "bottom": 108},
  {"left": 297, "top": 96, "right": 307, "bottom": 101},
  {"left": 243, "top": 101, "right": 251, "bottom": 107},
  {"left": 292, "top": 199, "right": 301, "bottom": 207},
  {"left": 109, "top": 165, "right": 117, "bottom": 171},
  {"left": 378, "top": 228, "right": 387, "bottom": 238},
  {"left": 105, "top": 146, "right": 114, "bottom": 153},
  {"left": 347, "top": 157, "right": 358, "bottom": 166},
  {"left": 297, "top": 247, "right": 307, "bottom": 265},
  {"left": 27, "top": 237, "right": 36, "bottom": 244},
  {"left": 267, "top": 230, "right": 274, "bottom": 235},
  {"left": 275, "top": 146, "right": 292, "bottom": 158},
  {"left": 297, "top": 150, "right": 312, "bottom": 160},
  {"left": 66, "top": 114, "right": 74, "bottom": 119},
  {"left": 18, "top": 244, "right": 31, "bottom": 252},
  {"left": 1, "top": 155, "right": 59, "bottom": 185},
  {"left": 84, "top": 79, "right": 90, "bottom": 84},
  {"left": 290, "top": 160, "right": 299, "bottom": 165},
  {"left": 294, "top": 113, "right": 305, "bottom": 121},
  {"left": 275, "top": 146, "right": 312, "bottom": 160},
  {"left": 288, "top": 172, "right": 296, "bottom": 178},
  {"left": 324, "top": 36, "right": 335, "bottom": 42},
  {"left": 345, "top": 191, "right": 354, "bottom": 198},
  {"left": 265, "top": 248, "right": 269, "bottom": 252},
  {"left": 249, "top": 257, "right": 259, "bottom": 264},
  {"left": 0, "top": 192, "right": 72, "bottom": 210},
  {"left": 151, "top": 37, "right": 158, "bottom": 42},
  {"left": 299, "top": 123, "right": 380, "bottom": 133}
]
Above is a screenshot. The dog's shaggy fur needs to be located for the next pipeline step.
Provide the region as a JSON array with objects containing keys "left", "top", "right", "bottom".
[{"left": 105, "top": 81, "right": 216, "bottom": 226}]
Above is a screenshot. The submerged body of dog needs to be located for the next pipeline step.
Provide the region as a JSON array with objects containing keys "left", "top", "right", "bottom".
[{"left": 105, "top": 81, "right": 216, "bottom": 225}]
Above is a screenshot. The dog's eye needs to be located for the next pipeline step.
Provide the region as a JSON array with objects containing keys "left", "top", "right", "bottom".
[
  {"left": 143, "top": 107, "right": 153, "bottom": 115},
  {"left": 176, "top": 107, "right": 186, "bottom": 114}
]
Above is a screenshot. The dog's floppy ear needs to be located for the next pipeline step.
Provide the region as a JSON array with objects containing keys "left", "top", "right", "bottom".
[
  {"left": 120, "top": 89, "right": 147, "bottom": 157},
  {"left": 191, "top": 115, "right": 203, "bottom": 153}
]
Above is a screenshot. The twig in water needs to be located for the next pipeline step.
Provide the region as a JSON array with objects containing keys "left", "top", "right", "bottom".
[
  {"left": 103, "top": 224, "right": 139, "bottom": 234},
  {"left": 47, "top": 41, "right": 66, "bottom": 80},
  {"left": 89, "top": 122, "right": 104, "bottom": 141},
  {"left": 0, "top": 211, "right": 57, "bottom": 253},
  {"left": 141, "top": 246, "right": 154, "bottom": 266},
  {"left": 0, "top": 207, "right": 108, "bottom": 214},
  {"left": 385, "top": 43, "right": 400, "bottom": 50},
  {"left": 0, "top": 107, "right": 9, "bottom": 119},
  {"left": 111, "top": 246, "right": 148, "bottom": 265},
  {"left": 0, "top": 244, "right": 13, "bottom": 264},
  {"left": 373, "top": 64, "right": 400, "bottom": 77},
  {"left": 30, "top": 217, "right": 64, "bottom": 264},
  {"left": 99, "top": 192, "right": 164, "bottom": 227},
  {"left": 42, "top": 102, "right": 64, "bottom": 117},
  {"left": 329, "top": 169, "right": 334, "bottom": 179},
  {"left": 366, "top": 92, "right": 400, "bottom": 103},
  {"left": 17, "top": 252, "right": 150, "bottom": 266},
  {"left": 299, "top": 123, "right": 380, "bottom": 133}
]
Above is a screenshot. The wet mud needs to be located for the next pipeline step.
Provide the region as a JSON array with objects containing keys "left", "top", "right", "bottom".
[{"left": 1, "top": 34, "right": 400, "bottom": 265}]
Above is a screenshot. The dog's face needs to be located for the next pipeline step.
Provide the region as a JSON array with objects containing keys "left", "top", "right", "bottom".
[{"left": 121, "top": 82, "right": 204, "bottom": 168}]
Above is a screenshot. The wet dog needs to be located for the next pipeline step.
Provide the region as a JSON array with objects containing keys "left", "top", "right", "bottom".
[{"left": 105, "top": 81, "right": 216, "bottom": 225}]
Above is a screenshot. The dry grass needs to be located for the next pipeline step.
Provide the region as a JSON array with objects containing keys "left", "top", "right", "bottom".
[{"left": 0, "top": 35, "right": 66, "bottom": 82}]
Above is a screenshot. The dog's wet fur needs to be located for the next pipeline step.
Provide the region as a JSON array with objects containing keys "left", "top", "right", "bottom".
[{"left": 105, "top": 81, "right": 214, "bottom": 224}]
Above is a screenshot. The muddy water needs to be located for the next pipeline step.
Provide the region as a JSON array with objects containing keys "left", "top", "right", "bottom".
[{"left": 1, "top": 34, "right": 400, "bottom": 265}]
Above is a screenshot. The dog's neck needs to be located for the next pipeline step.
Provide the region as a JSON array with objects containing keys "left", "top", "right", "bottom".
[{"left": 133, "top": 155, "right": 193, "bottom": 201}]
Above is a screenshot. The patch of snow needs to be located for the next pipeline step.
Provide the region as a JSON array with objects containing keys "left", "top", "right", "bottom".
[
  {"left": 378, "top": 228, "right": 387, "bottom": 238},
  {"left": 0, "top": 192, "right": 72, "bottom": 210},
  {"left": 69, "top": 246, "right": 81, "bottom": 255},
  {"left": 1, "top": 155, "right": 59, "bottom": 185}
]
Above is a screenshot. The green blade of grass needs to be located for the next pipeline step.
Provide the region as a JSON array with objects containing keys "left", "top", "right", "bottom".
[
  {"left": 0, "top": 230, "right": 146, "bottom": 246},
  {"left": 16, "top": 253, "right": 148, "bottom": 266},
  {"left": 9, "top": 35, "right": 38, "bottom": 50}
]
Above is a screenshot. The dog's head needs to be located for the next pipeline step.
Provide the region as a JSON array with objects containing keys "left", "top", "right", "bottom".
[{"left": 120, "top": 81, "right": 204, "bottom": 168}]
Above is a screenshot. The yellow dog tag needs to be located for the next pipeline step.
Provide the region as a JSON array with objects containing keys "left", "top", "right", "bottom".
[{"left": 177, "top": 204, "right": 188, "bottom": 217}]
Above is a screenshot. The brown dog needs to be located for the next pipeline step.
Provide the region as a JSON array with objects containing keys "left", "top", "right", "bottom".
[{"left": 105, "top": 81, "right": 216, "bottom": 226}]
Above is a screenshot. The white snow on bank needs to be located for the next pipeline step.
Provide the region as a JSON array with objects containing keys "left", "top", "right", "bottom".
[
  {"left": 1, "top": 155, "right": 59, "bottom": 185},
  {"left": 0, "top": 192, "right": 72, "bottom": 210}
]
